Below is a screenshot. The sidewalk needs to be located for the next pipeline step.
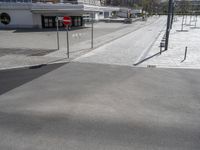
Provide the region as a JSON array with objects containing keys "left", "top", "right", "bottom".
[
  {"left": 138, "top": 16, "right": 200, "bottom": 69},
  {"left": 0, "top": 16, "right": 159, "bottom": 70},
  {"left": 47, "top": 16, "right": 158, "bottom": 59},
  {"left": 75, "top": 16, "right": 166, "bottom": 66}
]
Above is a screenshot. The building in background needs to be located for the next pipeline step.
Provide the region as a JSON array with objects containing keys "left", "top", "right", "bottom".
[
  {"left": 100, "top": 0, "right": 107, "bottom": 6},
  {"left": 102, "top": 0, "right": 140, "bottom": 7},
  {"left": 0, "top": 0, "right": 119, "bottom": 28},
  {"left": 32, "top": 0, "right": 101, "bottom": 5}
]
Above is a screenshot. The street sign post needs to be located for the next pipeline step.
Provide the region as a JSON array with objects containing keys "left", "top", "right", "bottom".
[
  {"left": 63, "top": 16, "right": 71, "bottom": 58},
  {"left": 91, "top": 12, "right": 94, "bottom": 49},
  {"left": 56, "top": 16, "right": 60, "bottom": 50}
]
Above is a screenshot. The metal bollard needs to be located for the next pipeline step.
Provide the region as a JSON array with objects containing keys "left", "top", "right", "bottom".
[
  {"left": 182, "top": 46, "right": 188, "bottom": 62},
  {"left": 160, "top": 45, "right": 162, "bottom": 55},
  {"left": 184, "top": 46, "right": 188, "bottom": 60}
]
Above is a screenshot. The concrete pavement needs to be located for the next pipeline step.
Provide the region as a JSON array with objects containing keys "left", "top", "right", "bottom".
[
  {"left": 0, "top": 62, "right": 66, "bottom": 95},
  {"left": 138, "top": 16, "right": 200, "bottom": 69},
  {"left": 0, "top": 62, "right": 200, "bottom": 150},
  {"left": 0, "top": 15, "right": 200, "bottom": 150},
  {"left": 0, "top": 16, "right": 159, "bottom": 70},
  {"left": 75, "top": 16, "right": 166, "bottom": 66}
]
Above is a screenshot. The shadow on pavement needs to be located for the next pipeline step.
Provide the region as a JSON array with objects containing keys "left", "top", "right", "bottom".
[
  {"left": 0, "top": 63, "right": 66, "bottom": 95},
  {"left": 9, "top": 27, "right": 90, "bottom": 33},
  {"left": 134, "top": 49, "right": 167, "bottom": 66},
  {"left": 0, "top": 48, "right": 57, "bottom": 56}
]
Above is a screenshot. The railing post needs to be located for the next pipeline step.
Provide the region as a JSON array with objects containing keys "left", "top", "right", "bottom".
[
  {"left": 184, "top": 46, "right": 188, "bottom": 61},
  {"left": 91, "top": 11, "right": 94, "bottom": 49},
  {"left": 165, "top": 0, "right": 173, "bottom": 50}
]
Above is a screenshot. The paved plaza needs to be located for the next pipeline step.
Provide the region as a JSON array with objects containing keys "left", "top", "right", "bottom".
[
  {"left": 0, "top": 62, "right": 200, "bottom": 150},
  {"left": 138, "top": 16, "right": 200, "bottom": 69},
  {"left": 75, "top": 16, "right": 166, "bottom": 66},
  {"left": 0, "top": 17, "right": 157, "bottom": 70},
  {"left": 0, "top": 15, "right": 200, "bottom": 150},
  {"left": 75, "top": 16, "right": 200, "bottom": 69},
  {"left": 0, "top": 22, "right": 129, "bottom": 51}
]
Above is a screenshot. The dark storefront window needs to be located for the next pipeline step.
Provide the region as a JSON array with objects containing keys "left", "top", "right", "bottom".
[
  {"left": 71, "top": 16, "right": 82, "bottom": 27},
  {"left": 41, "top": 16, "right": 83, "bottom": 29},
  {"left": 42, "top": 16, "right": 57, "bottom": 28},
  {"left": 0, "top": 13, "right": 11, "bottom": 25}
]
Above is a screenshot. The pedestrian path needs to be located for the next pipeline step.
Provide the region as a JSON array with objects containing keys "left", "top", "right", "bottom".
[
  {"left": 75, "top": 16, "right": 166, "bottom": 66},
  {"left": 138, "top": 16, "right": 200, "bottom": 69},
  {"left": 0, "top": 16, "right": 159, "bottom": 70},
  {"left": 47, "top": 16, "right": 160, "bottom": 59}
]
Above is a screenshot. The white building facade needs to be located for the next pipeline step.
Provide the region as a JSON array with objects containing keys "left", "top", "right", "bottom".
[{"left": 0, "top": 1, "right": 119, "bottom": 28}]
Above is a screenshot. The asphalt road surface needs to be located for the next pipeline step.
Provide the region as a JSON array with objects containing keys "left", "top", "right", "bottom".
[{"left": 0, "top": 62, "right": 200, "bottom": 150}]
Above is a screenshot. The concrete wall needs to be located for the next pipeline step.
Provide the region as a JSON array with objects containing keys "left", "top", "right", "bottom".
[
  {"left": 98, "top": 11, "right": 104, "bottom": 20},
  {"left": 0, "top": 9, "right": 34, "bottom": 28},
  {"left": 0, "top": 3, "right": 120, "bottom": 28},
  {"left": 32, "top": 14, "right": 42, "bottom": 28},
  {"left": 78, "top": 0, "right": 101, "bottom": 5}
]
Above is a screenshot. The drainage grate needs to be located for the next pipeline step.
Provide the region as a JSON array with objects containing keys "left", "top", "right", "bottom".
[{"left": 147, "top": 65, "right": 157, "bottom": 68}]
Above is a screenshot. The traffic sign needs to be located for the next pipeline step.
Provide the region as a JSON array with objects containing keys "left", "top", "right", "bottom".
[
  {"left": 57, "top": 17, "right": 63, "bottom": 21},
  {"left": 63, "top": 16, "right": 71, "bottom": 26}
]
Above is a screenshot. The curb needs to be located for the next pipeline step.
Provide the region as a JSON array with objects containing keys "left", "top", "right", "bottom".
[{"left": 0, "top": 60, "right": 70, "bottom": 71}]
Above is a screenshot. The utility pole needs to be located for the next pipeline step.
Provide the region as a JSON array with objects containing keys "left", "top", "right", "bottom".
[
  {"left": 171, "top": 1, "right": 175, "bottom": 29},
  {"left": 165, "top": 0, "right": 173, "bottom": 50}
]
